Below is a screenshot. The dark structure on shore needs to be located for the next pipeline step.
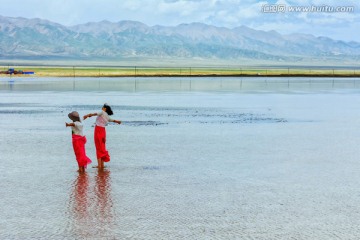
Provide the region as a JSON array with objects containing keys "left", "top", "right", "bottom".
[{"left": 0, "top": 68, "right": 35, "bottom": 75}]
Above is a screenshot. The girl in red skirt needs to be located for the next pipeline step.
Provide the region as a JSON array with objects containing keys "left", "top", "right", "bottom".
[
  {"left": 83, "top": 104, "right": 121, "bottom": 169},
  {"left": 66, "top": 111, "right": 92, "bottom": 173}
]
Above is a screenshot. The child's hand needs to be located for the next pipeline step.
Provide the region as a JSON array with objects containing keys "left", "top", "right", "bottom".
[{"left": 83, "top": 115, "right": 87, "bottom": 120}]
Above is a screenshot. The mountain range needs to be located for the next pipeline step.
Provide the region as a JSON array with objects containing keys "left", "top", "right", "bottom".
[{"left": 0, "top": 15, "right": 359, "bottom": 65}]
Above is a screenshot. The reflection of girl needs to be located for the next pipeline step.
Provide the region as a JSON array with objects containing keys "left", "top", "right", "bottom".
[
  {"left": 95, "top": 170, "right": 113, "bottom": 218},
  {"left": 83, "top": 104, "right": 121, "bottom": 169},
  {"left": 66, "top": 111, "right": 92, "bottom": 173},
  {"left": 73, "top": 173, "right": 89, "bottom": 218},
  {"left": 68, "top": 173, "right": 91, "bottom": 238}
]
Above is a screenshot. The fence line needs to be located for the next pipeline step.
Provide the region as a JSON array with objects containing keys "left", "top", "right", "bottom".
[{"left": 1, "top": 65, "right": 360, "bottom": 77}]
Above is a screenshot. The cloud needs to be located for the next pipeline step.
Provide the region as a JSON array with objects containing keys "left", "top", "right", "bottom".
[{"left": 252, "top": 0, "right": 360, "bottom": 40}]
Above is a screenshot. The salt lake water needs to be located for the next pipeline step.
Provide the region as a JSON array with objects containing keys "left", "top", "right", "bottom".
[{"left": 1, "top": 77, "right": 360, "bottom": 239}]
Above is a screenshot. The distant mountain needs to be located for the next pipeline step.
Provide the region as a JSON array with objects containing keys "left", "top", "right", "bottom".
[{"left": 1, "top": 15, "right": 359, "bottom": 64}]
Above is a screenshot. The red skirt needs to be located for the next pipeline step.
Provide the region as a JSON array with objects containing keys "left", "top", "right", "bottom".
[
  {"left": 94, "top": 125, "right": 110, "bottom": 162},
  {"left": 72, "top": 135, "right": 92, "bottom": 167}
]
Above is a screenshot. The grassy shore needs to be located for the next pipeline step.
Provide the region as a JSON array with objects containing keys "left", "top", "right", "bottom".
[{"left": 1, "top": 66, "right": 360, "bottom": 77}]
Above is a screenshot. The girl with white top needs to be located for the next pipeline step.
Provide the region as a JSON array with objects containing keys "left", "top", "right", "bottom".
[
  {"left": 66, "top": 111, "right": 92, "bottom": 173},
  {"left": 83, "top": 104, "right": 121, "bottom": 169}
]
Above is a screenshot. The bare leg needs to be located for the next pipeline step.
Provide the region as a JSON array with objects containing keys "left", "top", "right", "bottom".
[
  {"left": 99, "top": 159, "right": 104, "bottom": 169},
  {"left": 92, "top": 158, "right": 101, "bottom": 168}
]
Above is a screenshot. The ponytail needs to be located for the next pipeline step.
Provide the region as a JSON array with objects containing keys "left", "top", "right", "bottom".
[{"left": 103, "top": 104, "right": 113, "bottom": 115}]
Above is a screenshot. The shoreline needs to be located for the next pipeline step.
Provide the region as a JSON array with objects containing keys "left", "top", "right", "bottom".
[
  {"left": 1, "top": 66, "right": 360, "bottom": 78},
  {"left": 2, "top": 73, "right": 360, "bottom": 78}
]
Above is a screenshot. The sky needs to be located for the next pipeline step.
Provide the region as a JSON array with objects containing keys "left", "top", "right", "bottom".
[{"left": 0, "top": 0, "right": 359, "bottom": 42}]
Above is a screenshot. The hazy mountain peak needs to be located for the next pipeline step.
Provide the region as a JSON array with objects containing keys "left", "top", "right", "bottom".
[
  {"left": 71, "top": 20, "right": 150, "bottom": 35},
  {"left": 0, "top": 15, "right": 359, "bottom": 63},
  {"left": 0, "top": 15, "right": 63, "bottom": 28},
  {"left": 117, "top": 20, "right": 149, "bottom": 27}
]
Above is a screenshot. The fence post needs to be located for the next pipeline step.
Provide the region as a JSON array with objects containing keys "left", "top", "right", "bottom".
[
  {"left": 73, "top": 66, "right": 75, "bottom": 90},
  {"left": 73, "top": 66, "right": 75, "bottom": 91}
]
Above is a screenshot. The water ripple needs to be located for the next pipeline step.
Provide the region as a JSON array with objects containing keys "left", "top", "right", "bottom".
[{"left": 65, "top": 170, "right": 117, "bottom": 239}]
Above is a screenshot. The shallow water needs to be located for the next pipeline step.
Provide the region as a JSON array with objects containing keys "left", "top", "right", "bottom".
[
  {"left": 1, "top": 78, "right": 360, "bottom": 239},
  {"left": 1, "top": 76, "right": 360, "bottom": 92}
]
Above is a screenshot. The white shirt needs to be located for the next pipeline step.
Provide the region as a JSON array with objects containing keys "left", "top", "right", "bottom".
[
  {"left": 71, "top": 121, "right": 84, "bottom": 136},
  {"left": 95, "top": 111, "right": 113, "bottom": 127}
]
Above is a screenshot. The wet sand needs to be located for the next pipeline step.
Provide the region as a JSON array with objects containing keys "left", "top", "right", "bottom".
[{"left": 1, "top": 80, "right": 360, "bottom": 239}]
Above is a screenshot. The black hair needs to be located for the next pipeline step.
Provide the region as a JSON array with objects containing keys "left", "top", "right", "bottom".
[{"left": 103, "top": 104, "right": 113, "bottom": 115}]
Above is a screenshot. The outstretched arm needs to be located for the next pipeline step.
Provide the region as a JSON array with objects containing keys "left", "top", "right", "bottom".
[
  {"left": 83, "top": 113, "right": 97, "bottom": 120},
  {"left": 112, "top": 119, "right": 122, "bottom": 125},
  {"left": 65, "top": 122, "right": 75, "bottom": 127}
]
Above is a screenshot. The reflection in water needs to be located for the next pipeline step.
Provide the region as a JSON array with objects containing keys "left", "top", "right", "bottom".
[
  {"left": 67, "top": 170, "right": 116, "bottom": 238},
  {"left": 8, "top": 79, "right": 14, "bottom": 91},
  {"left": 94, "top": 169, "right": 115, "bottom": 231},
  {"left": 68, "top": 173, "right": 91, "bottom": 238},
  {"left": 2, "top": 77, "right": 360, "bottom": 92},
  {"left": 74, "top": 174, "right": 89, "bottom": 217}
]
